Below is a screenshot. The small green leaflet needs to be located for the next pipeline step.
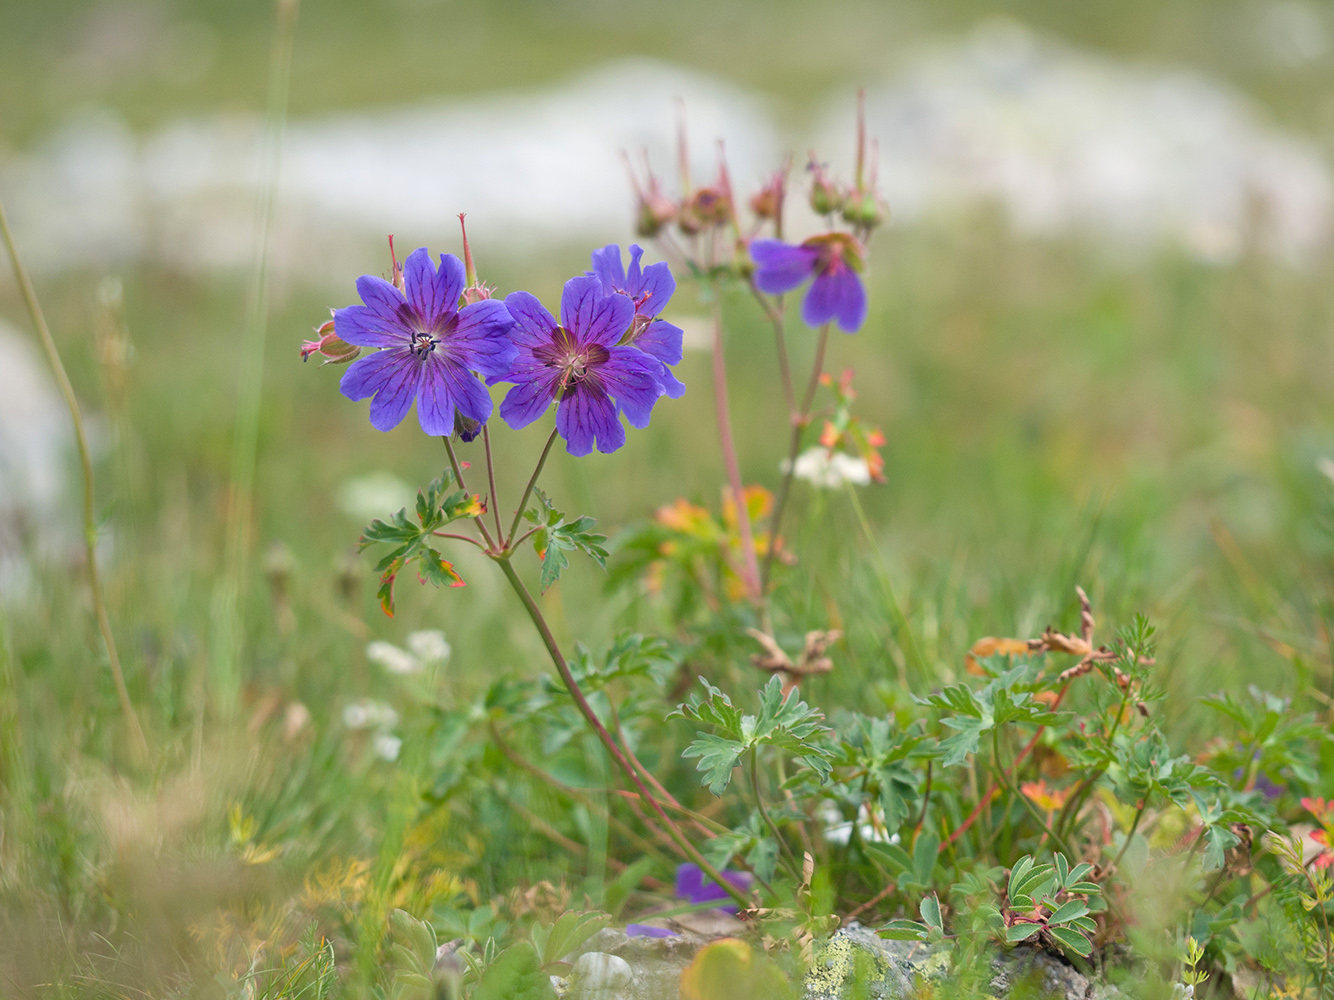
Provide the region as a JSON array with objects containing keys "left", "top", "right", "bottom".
[
  {"left": 358, "top": 471, "right": 483, "bottom": 616},
  {"left": 671, "top": 676, "right": 834, "bottom": 795},
  {"left": 524, "top": 489, "right": 609, "bottom": 593}
]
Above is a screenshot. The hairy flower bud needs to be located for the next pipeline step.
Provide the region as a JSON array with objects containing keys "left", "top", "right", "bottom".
[
  {"left": 808, "top": 157, "right": 845, "bottom": 216},
  {"left": 300, "top": 319, "right": 360, "bottom": 365},
  {"left": 841, "top": 189, "right": 888, "bottom": 229}
]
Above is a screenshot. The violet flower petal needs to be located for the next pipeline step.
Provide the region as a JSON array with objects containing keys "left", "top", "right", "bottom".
[
  {"left": 625, "top": 924, "right": 677, "bottom": 939},
  {"left": 333, "top": 304, "right": 405, "bottom": 349},
  {"left": 750, "top": 239, "right": 817, "bottom": 295},
  {"left": 560, "top": 275, "right": 634, "bottom": 348},
  {"left": 453, "top": 299, "right": 519, "bottom": 378},
  {"left": 355, "top": 273, "right": 412, "bottom": 326},
  {"left": 499, "top": 377, "right": 558, "bottom": 429},
  {"left": 403, "top": 248, "right": 464, "bottom": 328},
  {"left": 601, "top": 346, "right": 663, "bottom": 428},
  {"left": 557, "top": 387, "right": 623, "bottom": 456},
  {"left": 803, "top": 265, "right": 867, "bottom": 333}
]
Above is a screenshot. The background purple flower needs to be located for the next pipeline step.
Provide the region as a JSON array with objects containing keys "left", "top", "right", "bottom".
[
  {"left": 589, "top": 243, "right": 686, "bottom": 399},
  {"left": 336, "top": 248, "right": 517, "bottom": 435},
  {"left": 674, "top": 862, "right": 752, "bottom": 914},
  {"left": 492, "top": 275, "right": 663, "bottom": 456},
  {"left": 625, "top": 924, "right": 678, "bottom": 939},
  {"left": 751, "top": 234, "right": 867, "bottom": 333}
]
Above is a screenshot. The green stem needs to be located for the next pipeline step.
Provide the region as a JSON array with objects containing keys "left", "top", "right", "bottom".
[
  {"left": 482, "top": 424, "right": 505, "bottom": 542},
  {"left": 442, "top": 436, "right": 497, "bottom": 551},
  {"left": 1108, "top": 800, "right": 1147, "bottom": 874},
  {"left": 0, "top": 197, "right": 149, "bottom": 761},
  {"left": 992, "top": 728, "right": 1077, "bottom": 860},
  {"left": 495, "top": 557, "right": 751, "bottom": 909},
  {"left": 762, "top": 324, "right": 829, "bottom": 593},
  {"left": 750, "top": 750, "right": 800, "bottom": 879},
  {"left": 506, "top": 427, "right": 560, "bottom": 548}
]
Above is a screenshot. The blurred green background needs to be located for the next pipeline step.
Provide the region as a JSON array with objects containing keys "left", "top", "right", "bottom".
[{"left": 1, "top": 0, "right": 1334, "bottom": 991}]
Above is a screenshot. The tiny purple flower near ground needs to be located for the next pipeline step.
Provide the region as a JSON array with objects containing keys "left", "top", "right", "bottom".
[
  {"left": 675, "top": 862, "right": 753, "bottom": 914},
  {"left": 336, "top": 248, "right": 517, "bottom": 435},
  {"left": 750, "top": 233, "right": 867, "bottom": 333},
  {"left": 493, "top": 275, "right": 664, "bottom": 456},
  {"left": 589, "top": 243, "right": 686, "bottom": 399},
  {"left": 625, "top": 924, "right": 678, "bottom": 938}
]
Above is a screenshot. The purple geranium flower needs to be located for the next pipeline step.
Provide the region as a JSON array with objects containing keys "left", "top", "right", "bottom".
[
  {"left": 589, "top": 243, "right": 686, "bottom": 399},
  {"left": 337, "top": 248, "right": 517, "bottom": 435},
  {"left": 492, "top": 275, "right": 663, "bottom": 456},
  {"left": 750, "top": 233, "right": 867, "bottom": 333},
  {"left": 674, "top": 862, "right": 753, "bottom": 914}
]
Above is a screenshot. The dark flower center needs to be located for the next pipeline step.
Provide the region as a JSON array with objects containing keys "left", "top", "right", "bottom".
[
  {"left": 410, "top": 332, "right": 438, "bottom": 359},
  {"left": 534, "top": 327, "right": 611, "bottom": 398}
]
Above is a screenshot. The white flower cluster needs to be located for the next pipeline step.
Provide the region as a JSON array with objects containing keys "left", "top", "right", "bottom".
[
  {"left": 819, "top": 800, "right": 901, "bottom": 846},
  {"left": 365, "top": 629, "right": 451, "bottom": 676},
  {"left": 341, "top": 699, "right": 402, "bottom": 761},
  {"left": 781, "top": 447, "right": 872, "bottom": 489}
]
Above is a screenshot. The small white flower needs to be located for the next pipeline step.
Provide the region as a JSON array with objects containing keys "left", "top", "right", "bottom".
[
  {"left": 820, "top": 800, "right": 901, "bottom": 846},
  {"left": 342, "top": 699, "right": 399, "bottom": 730},
  {"left": 781, "top": 447, "right": 872, "bottom": 489},
  {"left": 406, "top": 629, "right": 451, "bottom": 664},
  {"left": 373, "top": 733, "right": 402, "bottom": 762},
  {"left": 366, "top": 639, "right": 420, "bottom": 675}
]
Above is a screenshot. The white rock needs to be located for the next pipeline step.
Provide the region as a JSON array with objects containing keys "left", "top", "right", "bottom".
[
  {"left": 570, "top": 951, "right": 634, "bottom": 997},
  {"left": 814, "top": 21, "right": 1333, "bottom": 261},
  {"left": 0, "top": 321, "right": 74, "bottom": 597}
]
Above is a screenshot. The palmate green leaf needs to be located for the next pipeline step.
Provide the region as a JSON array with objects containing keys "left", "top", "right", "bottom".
[
  {"left": 879, "top": 919, "right": 929, "bottom": 942},
  {"left": 472, "top": 942, "right": 558, "bottom": 1000},
  {"left": 938, "top": 719, "right": 984, "bottom": 767},
  {"left": 1047, "top": 899, "right": 1090, "bottom": 925},
  {"left": 1006, "top": 923, "right": 1043, "bottom": 943},
  {"left": 682, "top": 733, "right": 746, "bottom": 795},
  {"left": 418, "top": 546, "right": 465, "bottom": 589},
  {"left": 534, "top": 911, "right": 611, "bottom": 967},
  {"left": 669, "top": 680, "right": 744, "bottom": 740},
  {"left": 525, "top": 491, "right": 609, "bottom": 593},
  {"left": 920, "top": 894, "right": 943, "bottom": 932},
  {"left": 1048, "top": 925, "right": 1094, "bottom": 957},
  {"left": 1201, "top": 822, "right": 1241, "bottom": 872}
]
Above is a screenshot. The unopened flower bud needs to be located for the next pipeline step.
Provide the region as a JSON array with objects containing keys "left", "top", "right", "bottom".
[
  {"left": 841, "top": 189, "right": 887, "bottom": 229},
  {"left": 679, "top": 186, "right": 730, "bottom": 234},
  {"left": 808, "top": 157, "right": 845, "bottom": 216},
  {"left": 623, "top": 150, "right": 678, "bottom": 237},
  {"left": 750, "top": 169, "right": 786, "bottom": 222},
  {"left": 300, "top": 319, "right": 360, "bottom": 364},
  {"left": 453, "top": 411, "right": 482, "bottom": 442}
]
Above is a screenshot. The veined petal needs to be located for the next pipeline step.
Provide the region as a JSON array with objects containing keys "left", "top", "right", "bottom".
[
  {"left": 636, "top": 319, "right": 683, "bottom": 366},
  {"left": 600, "top": 346, "right": 663, "bottom": 428},
  {"left": 561, "top": 275, "right": 634, "bottom": 347},
  {"left": 750, "top": 239, "right": 818, "bottom": 295},
  {"left": 356, "top": 273, "right": 412, "bottom": 326},
  {"left": 418, "top": 355, "right": 492, "bottom": 436},
  {"left": 803, "top": 265, "right": 867, "bottom": 333},
  {"left": 504, "top": 290, "right": 558, "bottom": 343},
  {"left": 589, "top": 244, "right": 627, "bottom": 295},
  {"left": 334, "top": 304, "right": 408, "bottom": 348},
  {"left": 453, "top": 299, "right": 519, "bottom": 378},
  {"left": 651, "top": 360, "right": 686, "bottom": 399},
  {"left": 557, "top": 386, "right": 624, "bottom": 456},
  {"left": 339, "top": 347, "right": 408, "bottom": 400},
  {"left": 340, "top": 349, "right": 421, "bottom": 431},
  {"left": 404, "top": 249, "right": 465, "bottom": 330},
  {"left": 499, "top": 378, "right": 557, "bottom": 429},
  {"left": 629, "top": 248, "right": 675, "bottom": 317}
]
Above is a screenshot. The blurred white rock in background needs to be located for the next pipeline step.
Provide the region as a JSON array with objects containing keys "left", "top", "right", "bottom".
[
  {"left": 1, "top": 26, "right": 1331, "bottom": 285},
  {"left": 2, "top": 59, "right": 777, "bottom": 284},
  {"left": 0, "top": 322, "right": 73, "bottom": 597},
  {"left": 815, "top": 21, "right": 1332, "bottom": 261}
]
